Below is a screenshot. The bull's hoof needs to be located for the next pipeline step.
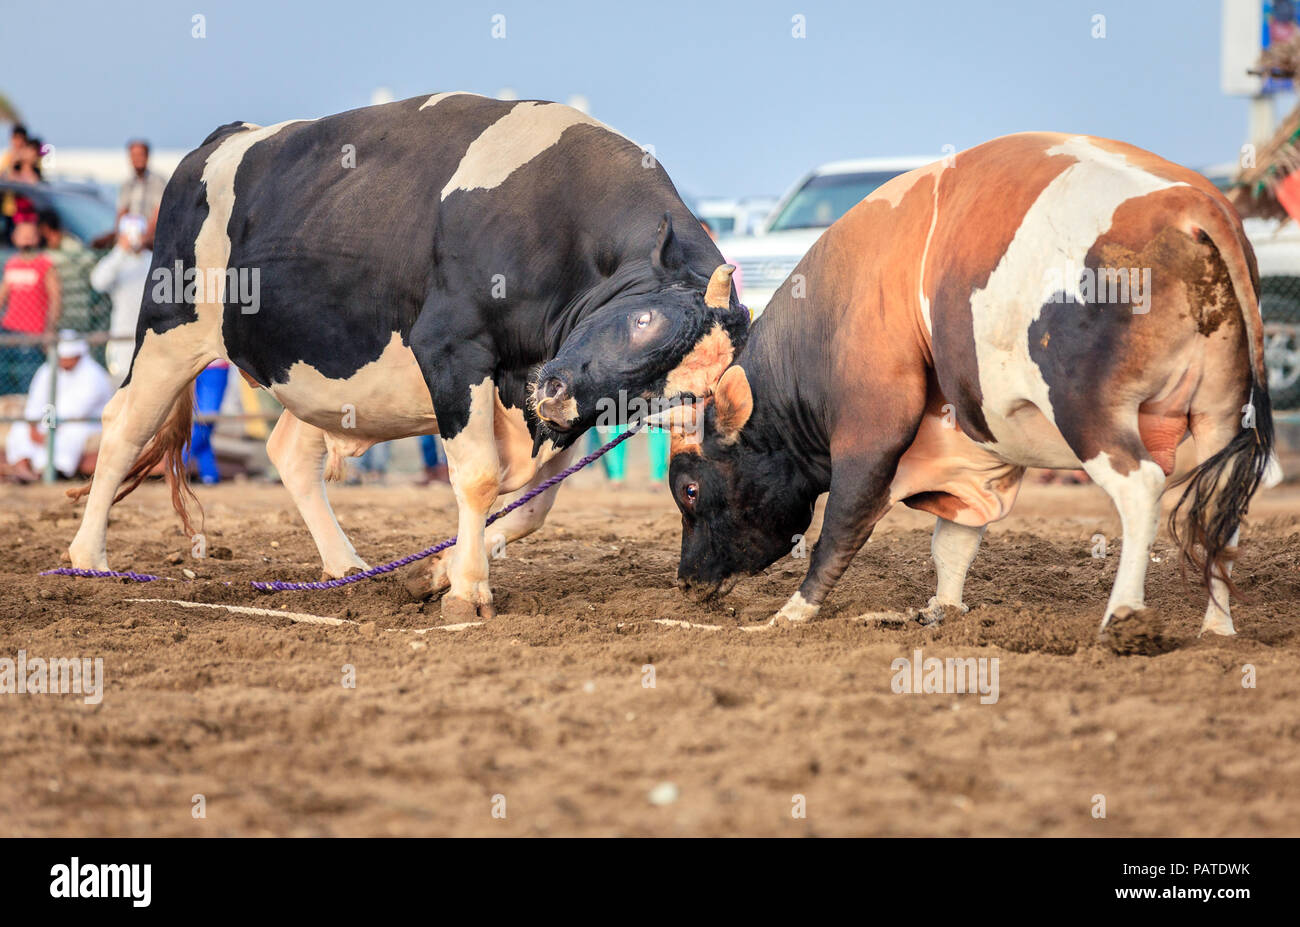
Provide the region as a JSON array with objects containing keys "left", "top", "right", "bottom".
[
  {"left": 67, "top": 544, "right": 108, "bottom": 571},
  {"left": 441, "top": 593, "right": 495, "bottom": 621},
  {"left": 402, "top": 555, "right": 451, "bottom": 601},
  {"left": 913, "top": 597, "right": 967, "bottom": 627},
  {"left": 320, "top": 564, "right": 368, "bottom": 583},
  {"left": 768, "top": 592, "right": 819, "bottom": 627},
  {"left": 404, "top": 572, "right": 437, "bottom": 600}
]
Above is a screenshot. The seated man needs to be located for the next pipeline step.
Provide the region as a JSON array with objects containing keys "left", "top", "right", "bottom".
[{"left": 4, "top": 333, "right": 114, "bottom": 481}]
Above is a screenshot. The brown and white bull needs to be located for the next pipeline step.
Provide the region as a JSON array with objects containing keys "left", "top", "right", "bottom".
[{"left": 665, "top": 133, "right": 1280, "bottom": 636}]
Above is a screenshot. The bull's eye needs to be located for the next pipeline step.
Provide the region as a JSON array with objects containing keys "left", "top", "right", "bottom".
[
  {"left": 683, "top": 482, "right": 699, "bottom": 506},
  {"left": 635, "top": 311, "right": 653, "bottom": 330}
]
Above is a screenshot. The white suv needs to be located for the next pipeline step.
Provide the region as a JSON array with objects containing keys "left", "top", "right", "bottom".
[{"left": 718, "top": 156, "right": 933, "bottom": 316}]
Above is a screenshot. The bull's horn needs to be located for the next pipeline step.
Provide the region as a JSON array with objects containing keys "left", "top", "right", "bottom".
[{"left": 704, "top": 264, "right": 736, "bottom": 309}]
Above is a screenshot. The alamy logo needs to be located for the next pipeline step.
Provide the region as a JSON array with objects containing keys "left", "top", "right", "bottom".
[
  {"left": 1041, "top": 261, "right": 1152, "bottom": 314},
  {"left": 0, "top": 651, "right": 103, "bottom": 705},
  {"left": 890, "top": 648, "right": 999, "bottom": 704},
  {"left": 50, "top": 858, "right": 151, "bottom": 907},
  {"left": 150, "top": 260, "right": 261, "bottom": 314},
  {"left": 594, "top": 391, "right": 703, "bottom": 435}
]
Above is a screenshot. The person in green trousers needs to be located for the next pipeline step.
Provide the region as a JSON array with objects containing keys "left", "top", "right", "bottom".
[{"left": 585, "top": 427, "right": 669, "bottom": 482}]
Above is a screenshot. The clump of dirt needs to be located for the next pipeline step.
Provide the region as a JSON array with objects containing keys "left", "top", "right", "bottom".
[{"left": 1101, "top": 607, "right": 1175, "bottom": 656}]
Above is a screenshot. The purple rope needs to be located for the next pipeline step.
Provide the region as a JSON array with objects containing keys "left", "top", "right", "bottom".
[{"left": 40, "top": 422, "right": 645, "bottom": 593}]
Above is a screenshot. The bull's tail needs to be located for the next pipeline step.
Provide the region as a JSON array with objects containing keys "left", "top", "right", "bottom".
[
  {"left": 1167, "top": 198, "right": 1278, "bottom": 593},
  {"left": 66, "top": 389, "right": 202, "bottom": 537},
  {"left": 1167, "top": 385, "right": 1274, "bottom": 592}
]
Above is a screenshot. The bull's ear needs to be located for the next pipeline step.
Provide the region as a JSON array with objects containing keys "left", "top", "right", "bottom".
[
  {"left": 713, "top": 365, "right": 753, "bottom": 444},
  {"left": 650, "top": 212, "right": 686, "bottom": 274}
]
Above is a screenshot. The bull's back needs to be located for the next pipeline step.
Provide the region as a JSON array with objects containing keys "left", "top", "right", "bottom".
[
  {"left": 800, "top": 132, "right": 1256, "bottom": 480},
  {"left": 918, "top": 134, "right": 1250, "bottom": 465},
  {"left": 140, "top": 94, "right": 684, "bottom": 405}
]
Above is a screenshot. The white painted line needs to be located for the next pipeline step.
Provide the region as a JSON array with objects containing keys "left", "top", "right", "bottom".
[
  {"left": 127, "top": 598, "right": 348, "bottom": 626},
  {"left": 616, "top": 618, "right": 774, "bottom": 633},
  {"left": 125, "top": 598, "right": 480, "bottom": 633},
  {"left": 388, "top": 621, "right": 484, "bottom": 634},
  {"left": 652, "top": 618, "right": 723, "bottom": 631}
]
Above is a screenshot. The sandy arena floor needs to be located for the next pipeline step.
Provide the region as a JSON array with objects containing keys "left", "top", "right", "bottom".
[{"left": 1, "top": 462, "right": 1298, "bottom": 836}]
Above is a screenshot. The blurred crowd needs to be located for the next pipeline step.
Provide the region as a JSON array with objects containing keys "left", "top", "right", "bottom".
[
  {"left": 1, "top": 125, "right": 163, "bottom": 482},
  {"left": 0, "top": 121, "right": 669, "bottom": 488}
]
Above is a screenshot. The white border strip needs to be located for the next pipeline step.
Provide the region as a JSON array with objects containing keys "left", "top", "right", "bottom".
[{"left": 125, "top": 598, "right": 481, "bottom": 633}]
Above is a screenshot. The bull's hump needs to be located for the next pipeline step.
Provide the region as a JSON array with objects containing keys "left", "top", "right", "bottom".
[
  {"left": 439, "top": 100, "right": 624, "bottom": 201},
  {"left": 419, "top": 90, "right": 478, "bottom": 111}
]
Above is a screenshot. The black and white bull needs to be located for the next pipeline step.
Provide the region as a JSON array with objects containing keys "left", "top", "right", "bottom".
[
  {"left": 67, "top": 92, "right": 748, "bottom": 619},
  {"left": 665, "top": 133, "right": 1281, "bottom": 636}
]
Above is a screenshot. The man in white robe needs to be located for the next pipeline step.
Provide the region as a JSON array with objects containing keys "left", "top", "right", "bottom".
[
  {"left": 89, "top": 221, "right": 151, "bottom": 382},
  {"left": 4, "top": 334, "right": 115, "bottom": 480}
]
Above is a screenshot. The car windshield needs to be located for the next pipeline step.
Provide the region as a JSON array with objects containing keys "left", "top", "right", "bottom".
[
  {"left": 704, "top": 215, "right": 736, "bottom": 235},
  {"left": 0, "top": 185, "right": 116, "bottom": 248},
  {"left": 768, "top": 170, "right": 904, "bottom": 232},
  {"left": 44, "top": 190, "right": 116, "bottom": 244}
]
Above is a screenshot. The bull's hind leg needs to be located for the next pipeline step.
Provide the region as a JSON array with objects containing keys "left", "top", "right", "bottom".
[
  {"left": 1184, "top": 411, "right": 1255, "bottom": 637},
  {"left": 68, "top": 331, "right": 214, "bottom": 569},
  {"left": 405, "top": 444, "right": 578, "bottom": 600},
  {"left": 1076, "top": 446, "right": 1167, "bottom": 631},
  {"left": 917, "top": 518, "right": 986, "bottom": 625},
  {"left": 266, "top": 410, "right": 368, "bottom": 579}
]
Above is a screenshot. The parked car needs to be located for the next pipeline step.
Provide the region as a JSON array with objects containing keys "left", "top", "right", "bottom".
[
  {"left": 696, "top": 195, "right": 779, "bottom": 238},
  {"left": 719, "top": 156, "right": 932, "bottom": 315},
  {"left": 1201, "top": 164, "right": 1300, "bottom": 410},
  {"left": 0, "top": 179, "right": 117, "bottom": 264}
]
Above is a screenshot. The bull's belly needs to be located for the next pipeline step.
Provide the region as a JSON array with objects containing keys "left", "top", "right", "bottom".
[
  {"left": 259, "top": 332, "right": 556, "bottom": 491},
  {"left": 268, "top": 333, "right": 437, "bottom": 440},
  {"left": 889, "top": 399, "right": 1079, "bottom": 528},
  {"left": 975, "top": 401, "right": 1083, "bottom": 470}
]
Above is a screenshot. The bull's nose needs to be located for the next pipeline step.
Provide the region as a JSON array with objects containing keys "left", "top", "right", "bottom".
[
  {"left": 542, "top": 377, "right": 566, "bottom": 401},
  {"left": 534, "top": 375, "right": 578, "bottom": 428},
  {"left": 677, "top": 576, "right": 721, "bottom": 603}
]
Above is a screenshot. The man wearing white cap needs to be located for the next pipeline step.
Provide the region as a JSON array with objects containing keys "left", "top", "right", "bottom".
[{"left": 4, "top": 332, "right": 115, "bottom": 481}]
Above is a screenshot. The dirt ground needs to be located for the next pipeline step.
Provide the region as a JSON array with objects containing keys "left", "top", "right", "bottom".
[{"left": 2, "top": 456, "right": 1299, "bottom": 837}]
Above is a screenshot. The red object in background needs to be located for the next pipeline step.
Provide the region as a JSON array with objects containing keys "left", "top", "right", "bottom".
[{"left": 1275, "top": 170, "right": 1300, "bottom": 222}]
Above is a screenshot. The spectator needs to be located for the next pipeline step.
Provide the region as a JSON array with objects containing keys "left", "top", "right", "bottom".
[
  {"left": 3, "top": 333, "right": 114, "bottom": 482},
  {"left": 39, "top": 210, "right": 97, "bottom": 333},
  {"left": 89, "top": 216, "right": 151, "bottom": 380},
  {"left": 1, "top": 135, "right": 42, "bottom": 183},
  {"left": 110, "top": 139, "right": 165, "bottom": 249},
  {"left": 0, "top": 217, "right": 61, "bottom": 394},
  {"left": 417, "top": 434, "right": 450, "bottom": 484},
  {"left": 185, "top": 360, "right": 230, "bottom": 484},
  {"left": 0, "top": 124, "right": 28, "bottom": 177}
]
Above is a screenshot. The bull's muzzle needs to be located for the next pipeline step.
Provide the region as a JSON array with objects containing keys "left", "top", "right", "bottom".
[
  {"left": 676, "top": 574, "right": 739, "bottom": 603},
  {"left": 533, "top": 376, "right": 579, "bottom": 430}
]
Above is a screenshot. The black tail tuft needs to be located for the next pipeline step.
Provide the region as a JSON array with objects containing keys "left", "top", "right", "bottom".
[{"left": 1167, "top": 383, "right": 1274, "bottom": 594}]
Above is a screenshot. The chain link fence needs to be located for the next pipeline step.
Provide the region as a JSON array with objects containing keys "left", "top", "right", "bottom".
[
  {"left": 0, "top": 330, "right": 281, "bottom": 484},
  {"left": 1260, "top": 275, "right": 1300, "bottom": 412}
]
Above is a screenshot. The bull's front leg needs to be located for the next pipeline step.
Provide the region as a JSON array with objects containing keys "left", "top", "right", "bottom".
[
  {"left": 772, "top": 436, "right": 919, "bottom": 626},
  {"left": 437, "top": 375, "right": 501, "bottom": 621},
  {"left": 410, "top": 313, "right": 502, "bottom": 621}
]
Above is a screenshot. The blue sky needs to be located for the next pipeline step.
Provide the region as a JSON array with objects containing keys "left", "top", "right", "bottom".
[{"left": 0, "top": 0, "right": 1274, "bottom": 198}]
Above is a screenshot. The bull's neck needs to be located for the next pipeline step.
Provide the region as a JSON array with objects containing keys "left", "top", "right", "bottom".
[{"left": 740, "top": 297, "right": 835, "bottom": 491}]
